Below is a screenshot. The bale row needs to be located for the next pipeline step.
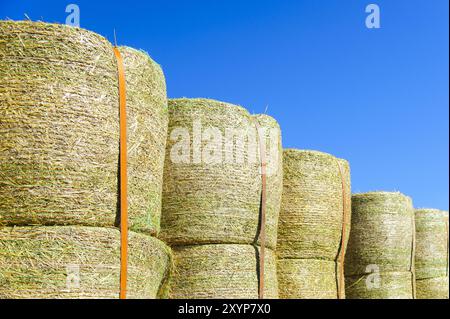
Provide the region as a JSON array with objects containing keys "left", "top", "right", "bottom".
[
  {"left": 168, "top": 244, "right": 278, "bottom": 299},
  {"left": 415, "top": 208, "right": 449, "bottom": 299},
  {"left": 0, "top": 21, "right": 168, "bottom": 235},
  {"left": 0, "top": 226, "right": 172, "bottom": 299},
  {"left": 161, "top": 98, "right": 283, "bottom": 249},
  {"left": 345, "top": 192, "right": 415, "bottom": 299},
  {"left": 276, "top": 149, "right": 351, "bottom": 299}
]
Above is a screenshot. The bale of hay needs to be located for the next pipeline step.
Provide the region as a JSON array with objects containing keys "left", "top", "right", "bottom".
[
  {"left": 345, "top": 192, "right": 414, "bottom": 276},
  {"left": 168, "top": 244, "right": 278, "bottom": 299},
  {"left": 161, "top": 98, "right": 282, "bottom": 249},
  {"left": 416, "top": 277, "right": 449, "bottom": 299},
  {"left": 345, "top": 272, "right": 413, "bottom": 299},
  {"left": 0, "top": 226, "right": 172, "bottom": 299},
  {"left": 344, "top": 192, "right": 415, "bottom": 299},
  {"left": 277, "top": 149, "right": 351, "bottom": 260},
  {"left": 415, "top": 209, "right": 448, "bottom": 280},
  {"left": 0, "top": 21, "right": 168, "bottom": 234},
  {"left": 277, "top": 259, "right": 340, "bottom": 299},
  {"left": 415, "top": 209, "right": 449, "bottom": 299}
]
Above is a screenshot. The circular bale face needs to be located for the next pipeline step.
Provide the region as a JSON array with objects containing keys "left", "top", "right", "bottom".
[
  {"left": 0, "top": 21, "right": 168, "bottom": 234},
  {"left": 277, "top": 149, "right": 351, "bottom": 260},
  {"left": 345, "top": 271, "right": 414, "bottom": 299},
  {"left": 415, "top": 209, "right": 449, "bottom": 280},
  {"left": 0, "top": 226, "right": 172, "bottom": 299},
  {"left": 161, "top": 98, "right": 283, "bottom": 249},
  {"left": 416, "top": 277, "right": 449, "bottom": 299},
  {"left": 277, "top": 259, "right": 340, "bottom": 299},
  {"left": 168, "top": 244, "right": 278, "bottom": 299},
  {"left": 345, "top": 192, "right": 415, "bottom": 276}
]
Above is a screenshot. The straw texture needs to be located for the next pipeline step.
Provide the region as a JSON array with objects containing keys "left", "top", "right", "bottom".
[
  {"left": 277, "top": 259, "right": 340, "bottom": 299},
  {"left": 161, "top": 98, "right": 282, "bottom": 249},
  {"left": 345, "top": 192, "right": 415, "bottom": 299},
  {"left": 416, "top": 277, "right": 449, "bottom": 299},
  {"left": 0, "top": 21, "right": 168, "bottom": 234},
  {"left": 415, "top": 209, "right": 448, "bottom": 279},
  {"left": 415, "top": 208, "right": 449, "bottom": 299},
  {"left": 0, "top": 226, "right": 172, "bottom": 299},
  {"left": 345, "top": 272, "right": 413, "bottom": 299},
  {"left": 168, "top": 244, "right": 278, "bottom": 299},
  {"left": 277, "top": 149, "right": 351, "bottom": 260},
  {"left": 345, "top": 192, "right": 415, "bottom": 275}
]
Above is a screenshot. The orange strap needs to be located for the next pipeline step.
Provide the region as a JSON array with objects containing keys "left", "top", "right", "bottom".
[
  {"left": 255, "top": 122, "right": 267, "bottom": 299},
  {"left": 113, "top": 47, "right": 128, "bottom": 300},
  {"left": 335, "top": 160, "right": 348, "bottom": 299},
  {"left": 410, "top": 213, "right": 416, "bottom": 299}
]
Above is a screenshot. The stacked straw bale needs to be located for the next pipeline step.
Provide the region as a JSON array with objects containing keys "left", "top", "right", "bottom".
[
  {"left": 415, "top": 209, "right": 449, "bottom": 299},
  {"left": 276, "top": 149, "right": 351, "bottom": 299},
  {"left": 161, "top": 98, "right": 282, "bottom": 248},
  {"left": 168, "top": 245, "right": 278, "bottom": 299},
  {"left": 345, "top": 192, "right": 415, "bottom": 299},
  {"left": 161, "top": 98, "right": 282, "bottom": 298},
  {"left": 0, "top": 226, "right": 172, "bottom": 299},
  {"left": 0, "top": 21, "right": 171, "bottom": 299},
  {"left": 0, "top": 21, "right": 168, "bottom": 235}
]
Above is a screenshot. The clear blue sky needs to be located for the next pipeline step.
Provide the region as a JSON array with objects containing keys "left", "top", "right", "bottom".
[{"left": 1, "top": 0, "right": 448, "bottom": 210}]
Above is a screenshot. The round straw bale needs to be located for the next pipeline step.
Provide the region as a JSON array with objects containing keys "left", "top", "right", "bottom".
[
  {"left": 277, "top": 149, "right": 351, "bottom": 260},
  {"left": 277, "top": 259, "right": 340, "bottom": 299},
  {"left": 161, "top": 98, "right": 282, "bottom": 249},
  {"left": 345, "top": 192, "right": 414, "bottom": 276},
  {"left": 0, "top": 21, "right": 168, "bottom": 234},
  {"left": 168, "top": 244, "right": 278, "bottom": 299},
  {"left": 416, "top": 277, "right": 449, "bottom": 299},
  {"left": 345, "top": 272, "right": 414, "bottom": 299},
  {"left": 0, "top": 226, "right": 172, "bottom": 299},
  {"left": 415, "top": 209, "right": 449, "bottom": 280}
]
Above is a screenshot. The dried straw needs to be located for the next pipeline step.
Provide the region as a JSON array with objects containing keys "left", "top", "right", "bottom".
[
  {"left": 277, "top": 259, "right": 340, "bottom": 299},
  {"left": 345, "top": 272, "right": 413, "bottom": 299},
  {"left": 0, "top": 21, "right": 168, "bottom": 234},
  {"left": 276, "top": 149, "right": 350, "bottom": 299},
  {"left": 415, "top": 208, "right": 449, "bottom": 299},
  {"left": 168, "top": 244, "right": 278, "bottom": 299},
  {"left": 415, "top": 209, "right": 448, "bottom": 279},
  {"left": 345, "top": 192, "right": 415, "bottom": 299},
  {"left": 0, "top": 226, "right": 172, "bottom": 299},
  {"left": 277, "top": 149, "right": 351, "bottom": 260},
  {"left": 416, "top": 277, "right": 449, "bottom": 299},
  {"left": 161, "top": 98, "right": 282, "bottom": 249}
]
